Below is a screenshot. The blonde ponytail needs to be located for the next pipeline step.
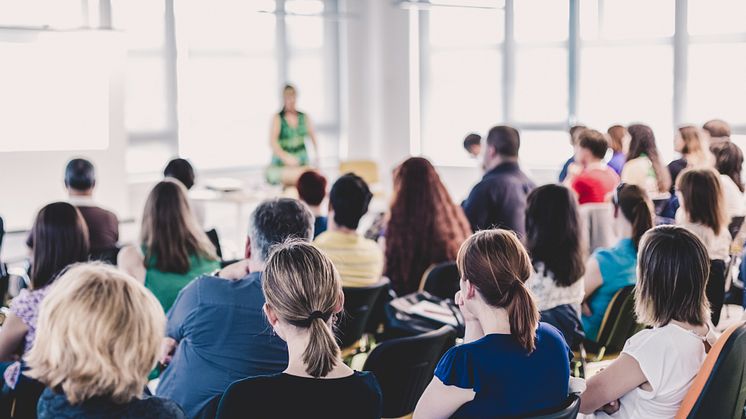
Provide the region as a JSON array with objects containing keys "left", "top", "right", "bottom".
[{"left": 304, "top": 316, "right": 340, "bottom": 377}]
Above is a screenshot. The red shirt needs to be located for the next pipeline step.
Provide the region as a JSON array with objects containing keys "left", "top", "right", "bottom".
[{"left": 572, "top": 166, "right": 620, "bottom": 204}]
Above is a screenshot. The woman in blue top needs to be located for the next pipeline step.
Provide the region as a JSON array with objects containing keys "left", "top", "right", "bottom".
[
  {"left": 582, "top": 183, "right": 654, "bottom": 340},
  {"left": 414, "top": 230, "right": 570, "bottom": 419}
]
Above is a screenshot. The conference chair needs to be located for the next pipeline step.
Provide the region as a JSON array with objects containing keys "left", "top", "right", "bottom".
[
  {"left": 675, "top": 322, "right": 746, "bottom": 419},
  {"left": 339, "top": 160, "right": 380, "bottom": 186},
  {"left": 337, "top": 278, "right": 390, "bottom": 357},
  {"left": 363, "top": 325, "right": 456, "bottom": 419},
  {"left": 418, "top": 261, "right": 459, "bottom": 300},
  {"left": 578, "top": 203, "right": 617, "bottom": 256},
  {"left": 576, "top": 285, "right": 643, "bottom": 376},
  {"left": 205, "top": 228, "right": 223, "bottom": 259}
]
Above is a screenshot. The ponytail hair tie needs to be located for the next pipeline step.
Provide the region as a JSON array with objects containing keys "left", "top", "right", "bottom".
[{"left": 288, "top": 310, "right": 332, "bottom": 328}]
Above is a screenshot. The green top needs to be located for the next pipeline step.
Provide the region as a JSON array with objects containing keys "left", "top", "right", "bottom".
[
  {"left": 271, "top": 111, "right": 309, "bottom": 167},
  {"left": 143, "top": 248, "right": 220, "bottom": 312}
]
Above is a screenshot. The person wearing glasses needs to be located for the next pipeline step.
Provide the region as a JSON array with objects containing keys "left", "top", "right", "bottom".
[{"left": 581, "top": 184, "right": 655, "bottom": 341}]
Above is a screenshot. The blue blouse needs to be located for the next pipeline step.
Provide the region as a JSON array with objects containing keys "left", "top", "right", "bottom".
[{"left": 435, "top": 322, "right": 570, "bottom": 418}]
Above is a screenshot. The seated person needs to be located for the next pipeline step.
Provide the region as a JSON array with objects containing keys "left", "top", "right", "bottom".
[
  {"left": 558, "top": 125, "right": 586, "bottom": 182},
  {"left": 164, "top": 157, "right": 206, "bottom": 228},
  {"left": 27, "top": 158, "right": 118, "bottom": 259},
  {"left": 215, "top": 241, "right": 382, "bottom": 419},
  {"left": 297, "top": 170, "right": 328, "bottom": 238},
  {"left": 580, "top": 226, "right": 714, "bottom": 418},
  {"left": 565, "top": 129, "right": 620, "bottom": 204},
  {"left": 582, "top": 184, "right": 653, "bottom": 341},
  {"left": 118, "top": 179, "right": 220, "bottom": 312},
  {"left": 621, "top": 124, "right": 671, "bottom": 198},
  {"left": 314, "top": 173, "right": 383, "bottom": 287},
  {"left": 525, "top": 184, "right": 585, "bottom": 348},
  {"left": 26, "top": 264, "right": 185, "bottom": 418},
  {"left": 703, "top": 118, "right": 731, "bottom": 145},
  {"left": 606, "top": 125, "right": 628, "bottom": 175},
  {"left": 156, "top": 198, "right": 314, "bottom": 418},
  {"left": 710, "top": 141, "right": 745, "bottom": 220},
  {"left": 414, "top": 230, "right": 570, "bottom": 418},
  {"left": 462, "top": 133, "right": 482, "bottom": 158}
]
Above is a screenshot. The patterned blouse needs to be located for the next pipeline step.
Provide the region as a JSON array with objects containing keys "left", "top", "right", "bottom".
[{"left": 4, "top": 286, "right": 51, "bottom": 388}]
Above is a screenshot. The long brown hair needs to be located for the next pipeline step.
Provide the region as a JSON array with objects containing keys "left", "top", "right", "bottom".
[
  {"left": 677, "top": 168, "right": 728, "bottom": 235},
  {"left": 607, "top": 125, "right": 626, "bottom": 153},
  {"left": 678, "top": 126, "right": 714, "bottom": 168},
  {"left": 457, "top": 230, "right": 539, "bottom": 352},
  {"left": 613, "top": 184, "right": 655, "bottom": 250},
  {"left": 140, "top": 179, "right": 217, "bottom": 273},
  {"left": 627, "top": 124, "right": 671, "bottom": 193},
  {"left": 263, "top": 240, "right": 341, "bottom": 377},
  {"left": 385, "top": 157, "right": 472, "bottom": 295},
  {"left": 31, "top": 202, "right": 90, "bottom": 289},
  {"left": 711, "top": 141, "right": 745, "bottom": 193}
]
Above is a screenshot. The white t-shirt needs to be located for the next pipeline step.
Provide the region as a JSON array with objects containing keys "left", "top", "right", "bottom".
[
  {"left": 592, "top": 324, "right": 708, "bottom": 419},
  {"left": 719, "top": 174, "right": 746, "bottom": 218},
  {"left": 677, "top": 220, "right": 731, "bottom": 261}
]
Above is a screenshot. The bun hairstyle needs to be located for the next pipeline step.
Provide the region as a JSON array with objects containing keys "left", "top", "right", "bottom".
[
  {"left": 457, "top": 230, "right": 539, "bottom": 352},
  {"left": 613, "top": 184, "right": 654, "bottom": 250},
  {"left": 263, "top": 240, "right": 342, "bottom": 377}
]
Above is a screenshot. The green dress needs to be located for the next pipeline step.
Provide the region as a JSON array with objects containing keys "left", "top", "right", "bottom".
[
  {"left": 267, "top": 111, "right": 310, "bottom": 184},
  {"left": 143, "top": 248, "right": 220, "bottom": 312}
]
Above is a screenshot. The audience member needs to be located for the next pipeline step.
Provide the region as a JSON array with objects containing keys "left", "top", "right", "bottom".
[
  {"left": 27, "top": 264, "right": 185, "bottom": 418},
  {"left": 0, "top": 203, "right": 89, "bottom": 383},
  {"left": 525, "top": 184, "right": 585, "bottom": 348},
  {"left": 580, "top": 226, "right": 714, "bottom": 418},
  {"left": 297, "top": 170, "right": 328, "bottom": 238},
  {"left": 463, "top": 133, "right": 482, "bottom": 158},
  {"left": 27, "top": 158, "right": 118, "bottom": 259},
  {"left": 621, "top": 124, "right": 671, "bottom": 197},
  {"left": 462, "top": 125, "right": 535, "bottom": 236},
  {"left": 314, "top": 173, "right": 383, "bottom": 287},
  {"left": 565, "top": 129, "right": 620, "bottom": 204},
  {"left": 156, "top": 198, "right": 313, "bottom": 418},
  {"left": 414, "top": 230, "right": 570, "bottom": 418},
  {"left": 582, "top": 184, "right": 653, "bottom": 341},
  {"left": 215, "top": 241, "right": 382, "bottom": 419},
  {"left": 711, "top": 141, "right": 746, "bottom": 219},
  {"left": 703, "top": 118, "right": 731, "bottom": 145},
  {"left": 676, "top": 169, "right": 730, "bottom": 325},
  {"left": 558, "top": 125, "right": 587, "bottom": 181},
  {"left": 606, "top": 125, "right": 628, "bottom": 175},
  {"left": 118, "top": 179, "right": 219, "bottom": 312},
  {"left": 164, "top": 158, "right": 206, "bottom": 227},
  {"left": 668, "top": 126, "right": 715, "bottom": 193},
  {"left": 386, "top": 157, "right": 471, "bottom": 295}
]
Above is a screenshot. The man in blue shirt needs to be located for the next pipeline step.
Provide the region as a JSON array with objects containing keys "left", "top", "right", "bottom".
[{"left": 156, "top": 198, "right": 314, "bottom": 418}]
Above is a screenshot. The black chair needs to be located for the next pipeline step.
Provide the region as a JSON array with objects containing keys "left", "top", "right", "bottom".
[
  {"left": 337, "top": 278, "right": 390, "bottom": 356},
  {"left": 707, "top": 260, "right": 726, "bottom": 327},
  {"left": 363, "top": 325, "right": 457, "bottom": 419},
  {"left": 504, "top": 394, "right": 581, "bottom": 419},
  {"left": 419, "top": 261, "right": 459, "bottom": 300},
  {"left": 205, "top": 228, "right": 223, "bottom": 259}
]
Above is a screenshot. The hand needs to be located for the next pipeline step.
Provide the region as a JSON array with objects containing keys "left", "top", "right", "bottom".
[
  {"left": 582, "top": 302, "right": 592, "bottom": 317},
  {"left": 600, "top": 399, "right": 620, "bottom": 415},
  {"left": 217, "top": 259, "right": 251, "bottom": 280},
  {"left": 455, "top": 291, "right": 477, "bottom": 322},
  {"left": 283, "top": 154, "right": 300, "bottom": 167},
  {"left": 160, "top": 337, "right": 178, "bottom": 366}
]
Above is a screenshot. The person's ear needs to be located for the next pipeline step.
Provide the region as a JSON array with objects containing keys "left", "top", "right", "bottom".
[
  {"left": 245, "top": 236, "right": 252, "bottom": 260},
  {"left": 465, "top": 280, "right": 477, "bottom": 300},
  {"left": 264, "top": 303, "right": 279, "bottom": 326},
  {"left": 334, "top": 291, "right": 345, "bottom": 314}
]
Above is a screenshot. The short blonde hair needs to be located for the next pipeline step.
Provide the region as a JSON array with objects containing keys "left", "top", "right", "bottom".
[{"left": 25, "top": 263, "right": 165, "bottom": 404}]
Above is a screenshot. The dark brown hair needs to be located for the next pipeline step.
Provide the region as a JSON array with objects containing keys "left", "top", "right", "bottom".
[
  {"left": 613, "top": 184, "right": 655, "bottom": 250},
  {"left": 525, "top": 184, "right": 585, "bottom": 287},
  {"left": 627, "top": 124, "right": 672, "bottom": 193},
  {"left": 635, "top": 226, "right": 710, "bottom": 327},
  {"left": 31, "top": 202, "right": 90, "bottom": 289},
  {"left": 711, "top": 141, "right": 744, "bottom": 193},
  {"left": 297, "top": 170, "right": 327, "bottom": 206},
  {"left": 578, "top": 129, "right": 608, "bottom": 159},
  {"left": 569, "top": 125, "right": 586, "bottom": 146},
  {"left": 463, "top": 133, "right": 482, "bottom": 151},
  {"left": 677, "top": 168, "right": 728, "bottom": 235},
  {"left": 703, "top": 119, "right": 731, "bottom": 139},
  {"left": 486, "top": 125, "right": 520, "bottom": 157},
  {"left": 607, "top": 125, "right": 626, "bottom": 153},
  {"left": 141, "top": 179, "right": 217, "bottom": 273},
  {"left": 457, "top": 230, "right": 539, "bottom": 352},
  {"left": 385, "top": 157, "right": 472, "bottom": 295}
]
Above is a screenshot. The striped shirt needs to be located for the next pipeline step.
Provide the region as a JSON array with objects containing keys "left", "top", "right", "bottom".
[{"left": 314, "top": 230, "right": 384, "bottom": 287}]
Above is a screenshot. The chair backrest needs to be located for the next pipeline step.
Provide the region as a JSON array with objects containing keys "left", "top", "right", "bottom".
[
  {"left": 363, "top": 325, "right": 457, "bottom": 418},
  {"left": 676, "top": 322, "right": 746, "bottom": 419},
  {"left": 728, "top": 216, "right": 745, "bottom": 240},
  {"left": 578, "top": 203, "right": 617, "bottom": 256},
  {"left": 337, "top": 278, "right": 390, "bottom": 348},
  {"left": 594, "top": 285, "right": 643, "bottom": 354},
  {"left": 512, "top": 394, "right": 581, "bottom": 419},
  {"left": 419, "top": 261, "right": 459, "bottom": 300},
  {"left": 339, "top": 160, "right": 380, "bottom": 186},
  {"left": 205, "top": 228, "right": 223, "bottom": 259}
]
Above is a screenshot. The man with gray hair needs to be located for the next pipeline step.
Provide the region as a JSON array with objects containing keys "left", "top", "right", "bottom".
[{"left": 156, "top": 198, "right": 314, "bottom": 418}]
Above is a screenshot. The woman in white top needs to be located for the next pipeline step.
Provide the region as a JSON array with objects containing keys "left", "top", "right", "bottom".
[
  {"left": 580, "top": 225, "right": 714, "bottom": 418},
  {"left": 676, "top": 168, "right": 731, "bottom": 325},
  {"left": 711, "top": 141, "right": 746, "bottom": 219},
  {"left": 621, "top": 124, "right": 672, "bottom": 199}
]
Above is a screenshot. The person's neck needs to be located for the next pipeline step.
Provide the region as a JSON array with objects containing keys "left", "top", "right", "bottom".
[
  {"left": 330, "top": 224, "right": 357, "bottom": 235},
  {"left": 585, "top": 159, "right": 607, "bottom": 170},
  {"left": 308, "top": 205, "right": 323, "bottom": 217},
  {"left": 617, "top": 220, "right": 633, "bottom": 240},
  {"left": 248, "top": 258, "right": 265, "bottom": 273},
  {"left": 283, "top": 326, "right": 351, "bottom": 379},
  {"left": 484, "top": 156, "right": 517, "bottom": 172},
  {"left": 68, "top": 189, "right": 93, "bottom": 198},
  {"left": 669, "top": 319, "right": 709, "bottom": 336},
  {"left": 474, "top": 305, "right": 511, "bottom": 335}
]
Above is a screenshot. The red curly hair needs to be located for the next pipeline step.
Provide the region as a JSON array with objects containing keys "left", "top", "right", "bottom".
[{"left": 384, "top": 157, "right": 472, "bottom": 295}]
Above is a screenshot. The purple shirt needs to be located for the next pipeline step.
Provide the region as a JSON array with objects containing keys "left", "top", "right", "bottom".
[{"left": 4, "top": 286, "right": 51, "bottom": 388}]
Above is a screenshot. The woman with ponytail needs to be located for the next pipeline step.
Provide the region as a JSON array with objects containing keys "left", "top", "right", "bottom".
[
  {"left": 414, "top": 230, "right": 570, "bottom": 419},
  {"left": 582, "top": 184, "right": 654, "bottom": 341},
  {"left": 215, "top": 241, "right": 382, "bottom": 419}
]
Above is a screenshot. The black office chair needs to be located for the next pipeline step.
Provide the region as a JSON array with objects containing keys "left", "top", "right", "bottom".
[
  {"left": 205, "top": 228, "right": 223, "bottom": 259},
  {"left": 500, "top": 394, "right": 581, "bottom": 419},
  {"left": 337, "top": 278, "right": 390, "bottom": 356},
  {"left": 419, "top": 261, "right": 459, "bottom": 300},
  {"left": 363, "top": 325, "right": 457, "bottom": 419}
]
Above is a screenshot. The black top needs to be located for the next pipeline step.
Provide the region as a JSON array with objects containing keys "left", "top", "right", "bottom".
[
  {"left": 37, "top": 388, "right": 185, "bottom": 419},
  {"left": 668, "top": 158, "right": 687, "bottom": 193},
  {"left": 215, "top": 371, "right": 383, "bottom": 419},
  {"left": 461, "top": 162, "right": 535, "bottom": 237}
]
